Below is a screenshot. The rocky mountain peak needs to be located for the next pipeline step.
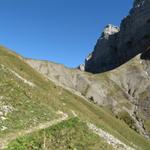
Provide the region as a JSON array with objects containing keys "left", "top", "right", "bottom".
[
  {"left": 101, "top": 24, "right": 119, "bottom": 39},
  {"left": 133, "top": 0, "right": 146, "bottom": 8}
]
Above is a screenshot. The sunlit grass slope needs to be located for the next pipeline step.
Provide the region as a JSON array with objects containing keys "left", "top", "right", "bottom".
[{"left": 0, "top": 46, "right": 150, "bottom": 150}]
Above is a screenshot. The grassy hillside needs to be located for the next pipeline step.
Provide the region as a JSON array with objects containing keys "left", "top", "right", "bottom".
[
  {"left": 6, "top": 118, "right": 114, "bottom": 150},
  {"left": 0, "top": 46, "right": 150, "bottom": 150}
]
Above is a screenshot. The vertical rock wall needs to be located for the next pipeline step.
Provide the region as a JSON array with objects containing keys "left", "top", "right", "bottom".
[{"left": 85, "top": 0, "right": 150, "bottom": 73}]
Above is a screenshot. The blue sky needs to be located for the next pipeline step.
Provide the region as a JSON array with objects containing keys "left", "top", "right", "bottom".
[{"left": 0, "top": 0, "right": 132, "bottom": 67}]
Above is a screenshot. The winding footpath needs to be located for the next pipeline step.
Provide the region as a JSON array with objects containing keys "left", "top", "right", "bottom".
[
  {"left": 87, "top": 123, "right": 136, "bottom": 150},
  {"left": 0, "top": 112, "right": 68, "bottom": 149}
]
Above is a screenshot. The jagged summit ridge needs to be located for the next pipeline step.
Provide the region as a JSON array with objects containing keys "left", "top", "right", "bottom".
[
  {"left": 101, "top": 24, "right": 119, "bottom": 39},
  {"left": 133, "top": 0, "right": 146, "bottom": 8},
  {"left": 84, "top": 0, "right": 150, "bottom": 73}
]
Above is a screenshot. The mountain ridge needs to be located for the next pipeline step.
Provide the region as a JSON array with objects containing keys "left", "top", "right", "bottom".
[{"left": 83, "top": 0, "right": 150, "bottom": 73}]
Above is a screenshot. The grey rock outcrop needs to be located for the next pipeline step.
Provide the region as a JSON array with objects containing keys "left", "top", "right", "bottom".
[
  {"left": 84, "top": 0, "right": 150, "bottom": 73},
  {"left": 78, "top": 64, "right": 85, "bottom": 71},
  {"left": 100, "top": 24, "right": 119, "bottom": 40}
]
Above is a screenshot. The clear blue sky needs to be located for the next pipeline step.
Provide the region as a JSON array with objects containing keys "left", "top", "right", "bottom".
[{"left": 0, "top": 0, "right": 133, "bottom": 67}]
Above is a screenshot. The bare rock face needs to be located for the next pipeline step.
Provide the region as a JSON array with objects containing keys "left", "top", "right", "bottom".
[
  {"left": 78, "top": 64, "right": 85, "bottom": 71},
  {"left": 85, "top": 0, "right": 150, "bottom": 73},
  {"left": 100, "top": 24, "right": 119, "bottom": 39}
]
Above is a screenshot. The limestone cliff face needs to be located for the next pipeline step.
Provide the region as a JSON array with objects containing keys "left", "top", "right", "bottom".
[{"left": 85, "top": 0, "right": 150, "bottom": 73}]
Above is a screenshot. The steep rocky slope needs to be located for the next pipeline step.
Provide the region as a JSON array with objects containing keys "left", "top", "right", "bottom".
[{"left": 84, "top": 0, "right": 150, "bottom": 73}]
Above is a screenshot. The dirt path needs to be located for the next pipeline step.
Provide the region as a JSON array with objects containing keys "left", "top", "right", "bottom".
[
  {"left": 87, "top": 122, "right": 137, "bottom": 150},
  {"left": 0, "top": 112, "right": 68, "bottom": 149},
  {"left": 0, "top": 64, "right": 35, "bottom": 87}
]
